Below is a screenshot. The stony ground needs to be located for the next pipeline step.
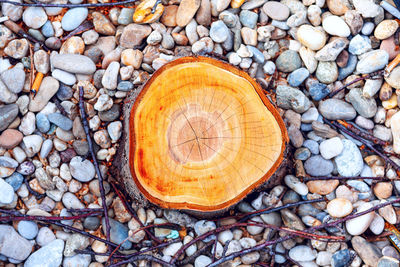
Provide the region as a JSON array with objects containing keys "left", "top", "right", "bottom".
[{"left": 1, "top": 0, "right": 400, "bottom": 266}]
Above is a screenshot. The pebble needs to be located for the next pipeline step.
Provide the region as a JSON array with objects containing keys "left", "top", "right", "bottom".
[
  {"left": 0, "top": 128, "right": 23, "bottom": 148},
  {"left": 194, "top": 255, "right": 212, "bottom": 267},
  {"left": 63, "top": 254, "right": 91, "bottom": 267},
  {"left": 176, "top": 0, "right": 201, "bottom": 27},
  {"left": 51, "top": 54, "right": 96, "bottom": 74},
  {"left": 378, "top": 201, "right": 397, "bottom": 224},
  {"left": 52, "top": 69, "right": 76, "bottom": 85},
  {"left": 263, "top": 1, "right": 290, "bottom": 21},
  {"left": 276, "top": 85, "right": 310, "bottom": 113},
  {"left": 304, "top": 155, "right": 334, "bottom": 176},
  {"left": 284, "top": 175, "right": 308, "bottom": 195},
  {"left": 287, "top": 68, "right": 310, "bottom": 87},
  {"left": 69, "top": 156, "right": 95, "bottom": 182},
  {"left": 297, "top": 25, "right": 326, "bottom": 50},
  {"left": 47, "top": 113, "right": 73, "bottom": 131},
  {"left": 351, "top": 236, "right": 383, "bottom": 266},
  {"left": 320, "top": 137, "right": 343, "bottom": 159},
  {"left": 1, "top": 67, "right": 25, "bottom": 94},
  {"left": 209, "top": 20, "right": 230, "bottom": 43},
  {"left": 0, "top": 225, "right": 33, "bottom": 261},
  {"left": 346, "top": 88, "right": 377, "bottom": 118},
  {"left": 28, "top": 77, "right": 59, "bottom": 111},
  {"left": 316, "top": 61, "right": 338, "bottom": 84},
  {"left": 240, "top": 10, "right": 258, "bottom": 28},
  {"left": 61, "top": 8, "right": 88, "bottom": 31},
  {"left": 319, "top": 99, "right": 357, "bottom": 120},
  {"left": 309, "top": 82, "right": 330, "bottom": 101},
  {"left": 353, "top": 0, "right": 381, "bottom": 18},
  {"left": 315, "top": 38, "right": 348, "bottom": 62},
  {"left": 5, "top": 172, "right": 23, "bottom": 191},
  {"left": 18, "top": 221, "right": 39, "bottom": 240},
  {"left": 327, "top": 198, "right": 353, "bottom": 217},
  {"left": 331, "top": 249, "right": 351, "bottom": 267},
  {"left": 289, "top": 245, "right": 317, "bottom": 261},
  {"left": 356, "top": 49, "right": 389, "bottom": 74},
  {"left": 62, "top": 192, "right": 84, "bottom": 209},
  {"left": 338, "top": 54, "right": 358, "bottom": 80},
  {"left": 36, "top": 227, "right": 56, "bottom": 247},
  {"left": 348, "top": 34, "right": 371, "bottom": 55},
  {"left": 0, "top": 178, "right": 15, "bottom": 204},
  {"left": 374, "top": 20, "right": 398, "bottom": 40},
  {"left": 322, "top": 15, "right": 351, "bottom": 37},
  {"left": 105, "top": 218, "right": 132, "bottom": 249},
  {"left": 370, "top": 214, "right": 385, "bottom": 235},
  {"left": 275, "top": 50, "right": 302, "bottom": 72},
  {"left": 335, "top": 139, "right": 363, "bottom": 176},
  {"left": 346, "top": 202, "right": 375, "bottom": 235},
  {"left": 23, "top": 7, "right": 47, "bottom": 29},
  {"left": 24, "top": 239, "right": 64, "bottom": 267},
  {"left": 4, "top": 39, "right": 29, "bottom": 59}
]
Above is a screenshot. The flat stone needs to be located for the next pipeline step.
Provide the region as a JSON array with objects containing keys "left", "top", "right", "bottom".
[
  {"left": 346, "top": 203, "right": 375, "bottom": 235},
  {"left": 315, "top": 38, "right": 348, "bottom": 61},
  {"left": 275, "top": 50, "right": 301, "bottom": 73},
  {"left": 320, "top": 137, "right": 343, "bottom": 159},
  {"left": 25, "top": 239, "right": 64, "bottom": 267},
  {"left": 69, "top": 156, "right": 95, "bottom": 182},
  {"left": 263, "top": 1, "right": 290, "bottom": 21},
  {"left": 356, "top": 49, "right": 389, "bottom": 74},
  {"left": 349, "top": 34, "right": 371, "bottom": 55},
  {"left": 120, "top": 24, "right": 152, "bottom": 48},
  {"left": 289, "top": 245, "right": 317, "bottom": 261},
  {"left": 335, "top": 139, "right": 363, "bottom": 176},
  {"left": 304, "top": 155, "right": 334, "bottom": 176},
  {"left": 385, "top": 66, "right": 400, "bottom": 89},
  {"left": 61, "top": 8, "right": 88, "bottom": 31},
  {"left": 51, "top": 54, "right": 96, "bottom": 74},
  {"left": 276, "top": 85, "right": 311, "bottom": 113},
  {"left": 288, "top": 68, "right": 309, "bottom": 87},
  {"left": 176, "top": 0, "right": 201, "bottom": 27},
  {"left": 346, "top": 88, "right": 377, "bottom": 118},
  {"left": 318, "top": 99, "right": 356, "bottom": 120},
  {"left": 322, "top": 15, "right": 351, "bottom": 37},
  {"left": 351, "top": 236, "right": 382, "bottom": 265},
  {"left": 378, "top": 256, "right": 400, "bottom": 267},
  {"left": 23, "top": 7, "right": 47, "bottom": 29},
  {"left": 1, "top": 67, "right": 25, "bottom": 93},
  {"left": 374, "top": 20, "right": 398, "bottom": 40},
  {"left": 0, "top": 225, "right": 33, "bottom": 261},
  {"left": 297, "top": 25, "right": 326, "bottom": 51}
]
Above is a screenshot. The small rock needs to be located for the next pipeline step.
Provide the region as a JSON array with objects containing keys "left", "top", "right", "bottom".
[
  {"left": 378, "top": 256, "right": 400, "bottom": 267},
  {"left": 17, "top": 221, "right": 38, "bottom": 240},
  {"left": 351, "top": 236, "right": 382, "bottom": 266},
  {"left": 304, "top": 155, "right": 334, "bottom": 176},
  {"left": 348, "top": 34, "right": 371, "bottom": 55},
  {"left": 346, "top": 88, "right": 377, "bottom": 118},
  {"left": 316, "top": 61, "right": 338, "bottom": 84},
  {"left": 0, "top": 178, "right": 14, "bottom": 204},
  {"left": 51, "top": 54, "right": 96, "bottom": 74},
  {"left": 289, "top": 245, "right": 317, "bottom": 261},
  {"left": 327, "top": 198, "right": 353, "bottom": 218},
  {"left": 263, "top": 1, "right": 290, "bottom": 21},
  {"left": 276, "top": 85, "right": 310, "bottom": 113},
  {"left": 322, "top": 15, "right": 351, "bottom": 37},
  {"left": 1, "top": 67, "right": 25, "bottom": 93},
  {"left": 320, "top": 137, "right": 343, "bottom": 159},
  {"left": 0, "top": 225, "right": 33, "bottom": 261},
  {"left": 318, "top": 99, "right": 356, "bottom": 120},
  {"left": 356, "top": 49, "right": 389, "bottom": 74},
  {"left": 297, "top": 25, "right": 326, "bottom": 50},
  {"left": 23, "top": 7, "right": 47, "bottom": 29},
  {"left": 275, "top": 50, "right": 301, "bottom": 73},
  {"left": 0, "top": 128, "right": 22, "bottom": 148},
  {"left": 346, "top": 203, "right": 375, "bottom": 235},
  {"left": 47, "top": 113, "right": 73, "bottom": 131},
  {"left": 307, "top": 179, "right": 339, "bottom": 195},
  {"left": 374, "top": 20, "right": 398, "bottom": 40},
  {"left": 176, "top": 0, "right": 201, "bottom": 27},
  {"left": 119, "top": 24, "right": 152, "bottom": 48},
  {"left": 69, "top": 156, "right": 95, "bottom": 182},
  {"left": 61, "top": 8, "right": 88, "bottom": 31},
  {"left": 24, "top": 239, "right": 64, "bottom": 267}
]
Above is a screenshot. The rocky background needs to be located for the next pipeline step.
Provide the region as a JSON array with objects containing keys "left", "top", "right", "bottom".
[{"left": 1, "top": 0, "right": 400, "bottom": 266}]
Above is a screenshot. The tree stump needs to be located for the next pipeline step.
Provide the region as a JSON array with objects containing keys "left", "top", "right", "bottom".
[{"left": 113, "top": 56, "right": 289, "bottom": 216}]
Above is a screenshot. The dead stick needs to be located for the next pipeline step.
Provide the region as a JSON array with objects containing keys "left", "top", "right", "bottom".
[
  {"left": 337, "top": 120, "right": 389, "bottom": 146},
  {"left": 327, "top": 70, "right": 384, "bottom": 98},
  {"left": 79, "top": 86, "right": 111, "bottom": 246},
  {"left": 0, "top": 211, "right": 102, "bottom": 222},
  {"left": 108, "top": 254, "right": 175, "bottom": 267}
]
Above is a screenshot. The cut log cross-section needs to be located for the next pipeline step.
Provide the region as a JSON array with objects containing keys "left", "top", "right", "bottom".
[{"left": 115, "top": 56, "right": 288, "bottom": 215}]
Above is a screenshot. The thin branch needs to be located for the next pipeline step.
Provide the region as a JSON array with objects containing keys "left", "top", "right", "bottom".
[
  {"left": 79, "top": 86, "right": 111, "bottom": 246},
  {"left": 0, "top": 0, "right": 137, "bottom": 7},
  {"left": 303, "top": 176, "right": 395, "bottom": 182},
  {"left": 0, "top": 210, "right": 102, "bottom": 222}
]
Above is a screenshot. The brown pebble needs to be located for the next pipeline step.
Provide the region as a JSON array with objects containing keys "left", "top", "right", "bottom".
[
  {"left": 380, "top": 36, "right": 400, "bottom": 60},
  {"left": 307, "top": 179, "right": 339, "bottom": 195},
  {"left": 336, "top": 50, "right": 349, "bottom": 68},
  {"left": 373, "top": 182, "right": 393, "bottom": 199},
  {"left": 161, "top": 5, "right": 178, "bottom": 27},
  {"left": 0, "top": 129, "right": 23, "bottom": 149}
]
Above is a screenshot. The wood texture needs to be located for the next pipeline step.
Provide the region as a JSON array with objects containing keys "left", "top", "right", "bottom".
[{"left": 117, "top": 56, "right": 288, "bottom": 213}]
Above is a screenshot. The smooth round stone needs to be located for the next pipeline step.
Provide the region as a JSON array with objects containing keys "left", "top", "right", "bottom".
[
  {"left": 361, "top": 22, "right": 375, "bottom": 35},
  {"left": 297, "top": 25, "right": 326, "bottom": 50},
  {"left": 320, "top": 137, "right": 343, "bottom": 159},
  {"left": 47, "top": 113, "right": 73, "bottom": 131},
  {"left": 52, "top": 69, "right": 76, "bottom": 85},
  {"left": 331, "top": 249, "right": 351, "bottom": 267},
  {"left": 356, "top": 49, "right": 389, "bottom": 74},
  {"left": 303, "top": 139, "right": 319, "bottom": 154},
  {"left": 369, "top": 214, "right": 385, "bottom": 235},
  {"left": 18, "top": 221, "right": 39, "bottom": 239},
  {"left": 316, "top": 61, "right": 338, "bottom": 84},
  {"left": 23, "top": 7, "right": 47, "bottom": 29},
  {"left": 288, "top": 67, "right": 309, "bottom": 87},
  {"left": 263, "top": 1, "right": 290, "bottom": 21},
  {"left": 118, "top": 8, "right": 134, "bottom": 25},
  {"left": 57, "top": 84, "right": 73, "bottom": 101},
  {"left": 36, "top": 113, "right": 50, "bottom": 133},
  {"left": 63, "top": 254, "right": 91, "bottom": 267},
  {"left": 346, "top": 202, "right": 375, "bottom": 235},
  {"left": 36, "top": 227, "right": 56, "bottom": 247},
  {"left": 1, "top": 67, "right": 25, "bottom": 94},
  {"left": 374, "top": 20, "right": 398, "bottom": 40},
  {"left": 41, "top": 21, "right": 54, "bottom": 37},
  {"left": 195, "top": 255, "right": 212, "bottom": 267},
  {"left": 348, "top": 34, "right": 371, "bottom": 55},
  {"left": 209, "top": 20, "right": 230, "bottom": 43},
  {"left": 318, "top": 99, "right": 356, "bottom": 120},
  {"left": 5, "top": 172, "right": 23, "bottom": 191},
  {"left": 284, "top": 175, "right": 308, "bottom": 195},
  {"left": 61, "top": 8, "right": 88, "bottom": 31},
  {"left": 289, "top": 245, "right": 317, "bottom": 262},
  {"left": 335, "top": 139, "right": 363, "bottom": 176},
  {"left": 69, "top": 156, "right": 95, "bottom": 182},
  {"left": 99, "top": 104, "right": 120, "bottom": 121},
  {"left": 304, "top": 155, "right": 334, "bottom": 176},
  {"left": 16, "top": 161, "right": 35, "bottom": 176},
  {"left": 294, "top": 147, "right": 311, "bottom": 160},
  {"left": 195, "top": 220, "right": 216, "bottom": 242},
  {"left": 327, "top": 198, "right": 353, "bottom": 218},
  {"left": 247, "top": 46, "right": 264, "bottom": 64},
  {"left": 40, "top": 140, "right": 53, "bottom": 159},
  {"left": 239, "top": 10, "right": 258, "bottom": 29},
  {"left": 322, "top": 15, "right": 351, "bottom": 37},
  {"left": 83, "top": 216, "right": 100, "bottom": 230},
  {"left": 382, "top": 246, "right": 400, "bottom": 260},
  {"left": 117, "top": 81, "right": 134, "bottom": 91},
  {"left": 309, "top": 82, "right": 329, "bottom": 101},
  {"left": 24, "top": 239, "right": 64, "bottom": 267},
  {"left": 346, "top": 88, "right": 377, "bottom": 118},
  {"left": 275, "top": 50, "right": 301, "bottom": 73}
]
